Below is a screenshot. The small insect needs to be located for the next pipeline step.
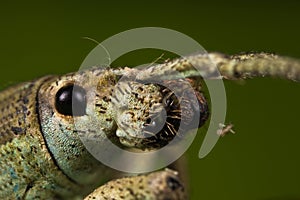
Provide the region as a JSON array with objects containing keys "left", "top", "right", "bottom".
[
  {"left": 0, "top": 52, "right": 299, "bottom": 199},
  {"left": 217, "top": 123, "right": 235, "bottom": 137}
]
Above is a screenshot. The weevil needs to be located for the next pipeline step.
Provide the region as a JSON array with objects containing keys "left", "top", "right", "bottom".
[{"left": 0, "top": 52, "right": 300, "bottom": 199}]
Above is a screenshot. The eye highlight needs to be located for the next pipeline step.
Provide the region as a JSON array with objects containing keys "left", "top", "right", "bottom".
[{"left": 55, "top": 84, "right": 87, "bottom": 116}]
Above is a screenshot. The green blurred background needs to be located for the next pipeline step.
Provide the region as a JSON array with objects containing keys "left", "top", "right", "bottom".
[{"left": 1, "top": 1, "right": 300, "bottom": 199}]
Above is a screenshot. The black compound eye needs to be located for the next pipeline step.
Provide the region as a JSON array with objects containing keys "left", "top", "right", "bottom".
[{"left": 55, "top": 84, "right": 87, "bottom": 116}]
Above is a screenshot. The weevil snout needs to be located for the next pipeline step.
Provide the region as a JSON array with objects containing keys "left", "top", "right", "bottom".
[
  {"left": 108, "top": 76, "right": 209, "bottom": 150},
  {"left": 110, "top": 81, "right": 180, "bottom": 149}
]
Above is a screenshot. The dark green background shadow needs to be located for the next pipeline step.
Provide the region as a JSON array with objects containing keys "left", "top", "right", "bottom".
[{"left": 0, "top": 1, "right": 299, "bottom": 199}]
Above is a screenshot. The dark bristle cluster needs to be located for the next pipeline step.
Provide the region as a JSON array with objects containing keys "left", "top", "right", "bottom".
[
  {"left": 140, "top": 86, "right": 181, "bottom": 149},
  {"left": 141, "top": 82, "right": 209, "bottom": 149}
]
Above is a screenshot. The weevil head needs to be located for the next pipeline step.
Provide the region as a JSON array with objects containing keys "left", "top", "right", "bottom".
[
  {"left": 37, "top": 68, "right": 121, "bottom": 186},
  {"left": 38, "top": 63, "right": 209, "bottom": 183}
]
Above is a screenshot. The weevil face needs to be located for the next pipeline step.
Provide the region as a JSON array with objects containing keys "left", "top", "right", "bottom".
[{"left": 37, "top": 64, "right": 209, "bottom": 184}]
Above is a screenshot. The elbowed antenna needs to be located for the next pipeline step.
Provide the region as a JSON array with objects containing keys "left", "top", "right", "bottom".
[
  {"left": 212, "top": 52, "right": 300, "bottom": 81},
  {"left": 136, "top": 52, "right": 300, "bottom": 82}
]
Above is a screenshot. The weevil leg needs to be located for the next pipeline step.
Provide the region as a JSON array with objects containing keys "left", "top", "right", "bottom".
[
  {"left": 22, "top": 180, "right": 71, "bottom": 200},
  {"left": 84, "top": 169, "right": 187, "bottom": 200}
]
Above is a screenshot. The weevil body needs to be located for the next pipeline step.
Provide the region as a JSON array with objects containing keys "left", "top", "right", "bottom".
[
  {"left": 0, "top": 77, "right": 84, "bottom": 199},
  {"left": 0, "top": 59, "right": 208, "bottom": 199},
  {"left": 1, "top": 52, "right": 300, "bottom": 199}
]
